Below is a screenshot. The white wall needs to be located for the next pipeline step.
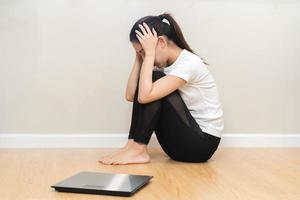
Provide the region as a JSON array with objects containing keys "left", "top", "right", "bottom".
[{"left": 0, "top": 0, "right": 299, "bottom": 134}]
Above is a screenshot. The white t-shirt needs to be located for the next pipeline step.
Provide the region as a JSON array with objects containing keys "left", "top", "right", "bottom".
[{"left": 154, "top": 49, "right": 224, "bottom": 138}]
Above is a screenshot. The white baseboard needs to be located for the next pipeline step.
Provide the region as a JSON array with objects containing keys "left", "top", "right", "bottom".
[{"left": 0, "top": 133, "right": 299, "bottom": 148}]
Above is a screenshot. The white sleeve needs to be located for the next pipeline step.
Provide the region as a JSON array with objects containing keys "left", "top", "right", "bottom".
[{"left": 167, "top": 64, "right": 197, "bottom": 83}]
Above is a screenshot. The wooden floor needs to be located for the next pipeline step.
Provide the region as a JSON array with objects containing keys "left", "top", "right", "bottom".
[{"left": 0, "top": 148, "right": 299, "bottom": 200}]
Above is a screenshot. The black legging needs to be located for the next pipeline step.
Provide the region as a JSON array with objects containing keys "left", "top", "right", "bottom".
[{"left": 128, "top": 70, "right": 221, "bottom": 162}]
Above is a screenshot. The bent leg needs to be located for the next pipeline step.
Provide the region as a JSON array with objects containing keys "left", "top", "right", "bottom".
[
  {"left": 128, "top": 70, "right": 166, "bottom": 144},
  {"left": 154, "top": 92, "right": 221, "bottom": 162},
  {"left": 127, "top": 70, "right": 221, "bottom": 162}
]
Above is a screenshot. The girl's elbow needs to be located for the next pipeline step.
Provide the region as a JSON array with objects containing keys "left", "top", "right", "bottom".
[
  {"left": 137, "top": 95, "right": 148, "bottom": 104},
  {"left": 125, "top": 94, "right": 134, "bottom": 102}
]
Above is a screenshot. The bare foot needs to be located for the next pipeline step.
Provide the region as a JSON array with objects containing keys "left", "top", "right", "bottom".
[
  {"left": 98, "top": 139, "right": 134, "bottom": 163},
  {"left": 100, "top": 142, "right": 150, "bottom": 165}
]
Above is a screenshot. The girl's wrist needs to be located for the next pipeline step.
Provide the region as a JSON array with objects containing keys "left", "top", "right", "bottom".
[
  {"left": 145, "top": 49, "right": 155, "bottom": 57},
  {"left": 145, "top": 52, "right": 155, "bottom": 58}
]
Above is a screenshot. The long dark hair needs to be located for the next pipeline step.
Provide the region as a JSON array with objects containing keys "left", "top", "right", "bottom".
[{"left": 129, "top": 12, "right": 208, "bottom": 65}]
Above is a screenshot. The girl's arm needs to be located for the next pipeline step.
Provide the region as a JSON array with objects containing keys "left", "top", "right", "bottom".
[
  {"left": 137, "top": 52, "right": 155, "bottom": 103},
  {"left": 137, "top": 52, "right": 186, "bottom": 104},
  {"left": 125, "top": 52, "right": 143, "bottom": 102}
]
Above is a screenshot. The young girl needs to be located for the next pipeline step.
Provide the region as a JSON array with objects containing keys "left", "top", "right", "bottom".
[{"left": 99, "top": 12, "right": 224, "bottom": 165}]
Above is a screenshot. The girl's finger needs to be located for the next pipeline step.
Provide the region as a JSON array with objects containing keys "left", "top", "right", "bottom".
[
  {"left": 136, "top": 34, "right": 143, "bottom": 43},
  {"left": 143, "top": 22, "right": 152, "bottom": 36},
  {"left": 135, "top": 30, "right": 145, "bottom": 39},
  {"left": 152, "top": 27, "right": 157, "bottom": 38},
  {"left": 138, "top": 24, "right": 148, "bottom": 36}
]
